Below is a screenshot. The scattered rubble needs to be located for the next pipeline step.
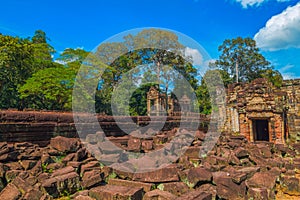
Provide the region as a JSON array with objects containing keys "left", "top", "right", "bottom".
[{"left": 0, "top": 130, "right": 300, "bottom": 199}]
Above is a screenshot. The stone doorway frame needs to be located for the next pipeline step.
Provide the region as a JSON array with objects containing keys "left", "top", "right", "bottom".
[{"left": 249, "top": 118, "right": 271, "bottom": 142}]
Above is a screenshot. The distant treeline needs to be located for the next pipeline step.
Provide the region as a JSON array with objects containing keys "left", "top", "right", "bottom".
[{"left": 0, "top": 29, "right": 282, "bottom": 115}]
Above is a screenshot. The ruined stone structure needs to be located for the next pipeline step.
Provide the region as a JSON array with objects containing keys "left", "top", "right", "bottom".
[
  {"left": 146, "top": 86, "right": 178, "bottom": 116},
  {"left": 281, "top": 79, "right": 300, "bottom": 142},
  {"left": 2, "top": 79, "right": 300, "bottom": 146},
  {"left": 0, "top": 110, "right": 208, "bottom": 144},
  {"left": 146, "top": 86, "right": 194, "bottom": 116},
  {"left": 2, "top": 82, "right": 300, "bottom": 199},
  {"left": 225, "top": 78, "right": 300, "bottom": 144}
]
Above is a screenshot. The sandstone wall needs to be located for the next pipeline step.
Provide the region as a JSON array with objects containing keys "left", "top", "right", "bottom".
[
  {"left": 225, "top": 78, "right": 300, "bottom": 143},
  {"left": 0, "top": 110, "right": 208, "bottom": 145},
  {"left": 226, "top": 78, "right": 287, "bottom": 143},
  {"left": 281, "top": 79, "right": 300, "bottom": 142}
]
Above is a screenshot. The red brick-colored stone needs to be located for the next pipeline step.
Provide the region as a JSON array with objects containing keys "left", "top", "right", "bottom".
[{"left": 89, "top": 185, "right": 143, "bottom": 200}]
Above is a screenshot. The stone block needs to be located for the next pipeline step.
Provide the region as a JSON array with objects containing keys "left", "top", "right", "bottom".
[{"left": 89, "top": 185, "right": 143, "bottom": 200}]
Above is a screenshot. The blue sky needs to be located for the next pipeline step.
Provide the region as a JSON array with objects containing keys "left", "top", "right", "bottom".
[{"left": 0, "top": 0, "right": 300, "bottom": 79}]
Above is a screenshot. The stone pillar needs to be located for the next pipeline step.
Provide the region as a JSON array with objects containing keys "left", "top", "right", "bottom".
[
  {"left": 281, "top": 119, "right": 285, "bottom": 144},
  {"left": 249, "top": 120, "right": 254, "bottom": 142},
  {"left": 268, "top": 119, "right": 273, "bottom": 142},
  {"left": 156, "top": 99, "right": 159, "bottom": 116},
  {"left": 147, "top": 99, "right": 151, "bottom": 116}
]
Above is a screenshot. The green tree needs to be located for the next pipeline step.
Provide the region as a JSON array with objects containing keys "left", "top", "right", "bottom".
[
  {"left": 123, "top": 29, "right": 196, "bottom": 113},
  {"left": 129, "top": 83, "right": 157, "bottom": 116},
  {"left": 213, "top": 37, "right": 272, "bottom": 83},
  {"left": 18, "top": 48, "right": 89, "bottom": 110},
  {"left": 32, "top": 30, "right": 48, "bottom": 43},
  {"left": 195, "top": 69, "right": 230, "bottom": 114},
  {"left": 196, "top": 80, "right": 211, "bottom": 114},
  {"left": 0, "top": 30, "right": 57, "bottom": 109},
  {"left": 31, "top": 30, "right": 56, "bottom": 69},
  {"left": 261, "top": 69, "right": 283, "bottom": 88},
  {"left": 18, "top": 64, "right": 75, "bottom": 110},
  {"left": 57, "top": 48, "right": 89, "bottom": 64},
  {"left": 94, "top": 29, "right": 198, "bottom": 115},
  {"left": 95, "top": 50, "right": 141, "bottom": 115},
  {"left": 0, "top": 34, "right": 34, "bottom": 108}
]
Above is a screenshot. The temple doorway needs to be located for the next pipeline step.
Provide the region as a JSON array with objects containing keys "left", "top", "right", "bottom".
[{"left": 253, "top": 119, "right": 269, "bottom": 141}]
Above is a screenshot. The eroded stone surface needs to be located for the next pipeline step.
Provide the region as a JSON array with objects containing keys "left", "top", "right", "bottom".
[
  {"left": 143, "top": 189, "right": 177, "bottom": 200},
  {"left": 89, "top": 185, "right": 143, "bottom": 200},
  {"left": 0, "top": 129, "right": 299, "bottom": 199}
]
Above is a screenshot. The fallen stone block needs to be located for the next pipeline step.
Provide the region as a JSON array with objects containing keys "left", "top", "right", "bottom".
[
  {"left": 128, "top": 137, "right": 141, "bottom": 151},
  {"left": 245, "top": 171, "right": 277, "bottom": 199},
  {"left": 141, "top": 140, "right": 153, "bottom": 151},
  {"left": 237, "top": 166, "right": 260, "bottom": 179},
  {"left": 23, "top": 188, "right": 44, "bottom": 200},
  {"left": 42, "top": 172, "right": 80, "bottom": 198},
  {"left": 50, "top": 136, "right": 80, "bottom": 153},
  {"left": 0, "top": 151, "right": 19, "bottom": 162},
  {"left": 143, "top": 189, "right": 176, "bottom": 200},
  {"left": 176, "top": 191, "right": 212, "bottom": 200},
  {"left": 280, "top": 176, "right": 300, "bottom": 196},
  {"left": 187, "top": 167, "right": 212, "bottom": 187},
  {"left": 80, "top": 161, "right": 101, "bottom": 175},
  {"left": 89, "top": 185, "right": 143, "bottom": 200},
  {"left": 51, "top": 165, "right": 75, "bottom": 177},
  {"left": 235, "top": 147, "right": 249, "bottom": 158},
  {"left": 82, "top": 170, "right": 104, "bottom": 189},
  {"left": 19, "top": 160, "right": 37, "bottom": 170},
  {"left": 108, "top": 178, "right": 153, "bottom": 192},
  {"left": 162, "top": 182, "right": 190, "bottom": 196},
  {"left": 213, "top": 171, "right": 246, "bottom": 199},
  {"left": 0, "top": 183, "right": 21, "bottom": 200},
  {"left": 247, "top": 187, "right": 268, "bottom": 200},
  {"left": 97, "top": 141, "right": 123, "bottom": 154},
  {"left": 98, "top": 153, "right": 122, "bottom": 166},
  {"left": 74, "top": 195, "right": 95, "bottom": 200},
  {"left": 245, "top": 171, "right": 277, "bottom": 190},
  {"left": 132, "top": 165, "right": 179, "bottom": 183},
  {"left": 11, "top": 175, "right": 34, "bottom": 195},
  {"left": 182, "top": 146, "right": 201, "bottom": 160}
]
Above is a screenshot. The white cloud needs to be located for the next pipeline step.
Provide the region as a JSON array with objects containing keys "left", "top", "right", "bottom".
[
  {"left": 236, "top": 0, "right": 265, "bottom": 8},
  {"left": 184, "top": 47, "right": 203, "bottom": 66},
  {"left": 197, "top": 59, "right": 215, "bottom": 77},
  {"left": 278, "top": 64, "right": 296, "bottom": 80},
  {"left": 254, "top": 2, "right": 300, "bottom": 51},
  {"left": 279, "top": 64, "right": 294, "bottom": 72},
  {"left": 281, "top": 72, "right": 296, "bottom": 80},
  {"left": 234, "top": 0, "right": 292, "bottom": 8}
]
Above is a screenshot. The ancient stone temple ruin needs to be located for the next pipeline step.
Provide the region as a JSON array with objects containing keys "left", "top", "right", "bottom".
[
  {"left": 146, "top": 86, "right": 177, "bottom": 116},
  {"left": 146, "top": 86, "right": 194, "bottom": 116},
  {"left": 225, "top": 78, "right": 300, "bottom": 144}
]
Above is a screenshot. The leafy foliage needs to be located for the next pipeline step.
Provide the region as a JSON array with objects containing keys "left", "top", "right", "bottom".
[
  {"left": 129, "top": 83, "right": 157, "bottom": 116},
  {"left": 94, "top": 29, "right": 198, "bottom": 115},
  {"left": 262, "top": 69, "right": 283, "bottom": 88},
  {"left": 213, "top": 37, "right": 272, "bottom": 83},
  {"left": 18, "top": 48, "right": 88, "bottom": 110},
  {"left": 18, "top": 64, "right": 75, "bottom": 110},
  {"left": 0, "top": 31, "right": 284, "bottom": 116}
]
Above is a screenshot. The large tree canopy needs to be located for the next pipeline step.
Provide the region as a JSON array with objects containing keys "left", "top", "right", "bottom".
[
  {"left": 94, "top": 29, "right": 198, "bottom": 115},
  {"left": 18, "top": 48, "right": 89, "bottom": 110},
  {"left": 0, "top": 31, "right": 55, "bottom": 109},
  {"left": 213, "top": 37, "right": 272, "bottom": 83},
  {"left": 0, "top": 31, "right": 283, "bottom": 115},
  {"left": 18, "top": 64, "right": 74, "bottom": 110}
]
